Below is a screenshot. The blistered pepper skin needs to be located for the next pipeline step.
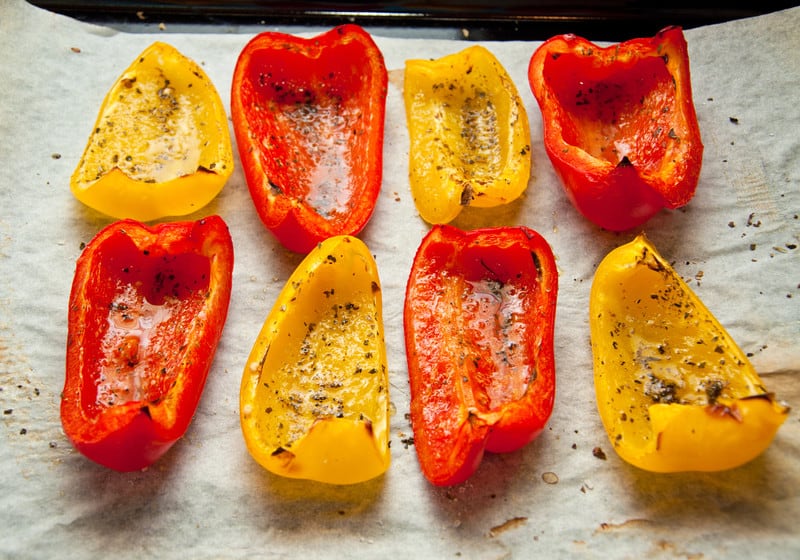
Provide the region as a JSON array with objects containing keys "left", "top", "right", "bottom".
[
  {"left": 61, "top": 217, "right": 234, "bottom": 471},
  {"left": 404, "top": 46, "right": 531, "bottom": 225},
  {"left": 231, "top": 25, "right": 388, "bottom": 253},
  {"left": 240, "top": 236, "right": 390, "bottom": 484},
  {"left": 71, "top": 42, "right": 233, "bottom": 221},
  {"left": 404, "top": 225, "right": 558, "bottom": 486},
  {"left": 590, "top": 234, "right": 788, "bottom": 472},
  {"left": 528, "top": 27, "right": 703, "bottom": 231}
]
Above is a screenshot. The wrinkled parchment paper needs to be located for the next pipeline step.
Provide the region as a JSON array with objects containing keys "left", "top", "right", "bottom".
[{"left": 1, "top": 1, "right": 798, "bottom": 557}]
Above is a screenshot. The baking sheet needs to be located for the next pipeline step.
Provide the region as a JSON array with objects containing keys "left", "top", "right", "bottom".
[{"left": 1, "top": 1, "right": 798, "bottom": 557}]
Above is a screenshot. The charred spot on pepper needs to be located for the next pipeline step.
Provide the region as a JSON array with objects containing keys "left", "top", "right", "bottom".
[
  {"left": 640, "top": 248, "right": 667, "bottom": 273},
  {"left": 156, "top": 79, "right": 174, "bottom": 102},
  {"left": 195, "top": 163, "right": 219, "bottom": 173},
  {"left": 362, "top": 417, "right": 374, "bottom": 437},
  {"left": 530, "top": 251, "right": 542, "bottom": 277},
  {"left": 617, "top": 156, "right": 633, "bottom": 168},
  {"left": 703, "top": 379, "right": 726, "bottom": 403},
  {"left": 466, "top": 410, "right": 483, "bottom": 427},
  {"left": 643, "top": 373, "right": 678, "bottom": 403},
  {"left": 477, "top": 258, "right": 498, "bottom": 277},
  {"left": 460, "top": 184, "right": 475, "bottom": 206},
  {"left": 706, "top": 402, "right": 744, "bottom": 423}
]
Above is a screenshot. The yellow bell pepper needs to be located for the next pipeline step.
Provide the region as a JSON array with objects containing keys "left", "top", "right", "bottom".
[
  {"left": 590, "top": 234, "right": 788, "bottom": 472},
  {"left": 240, "top": 236, "right": 390, "bottom": 484},
  {"left": 403, "top": 45, "right": 531, "bottom": 224},
  {"left": 71, "top": 42, "right": 233, "bottom": 221}
]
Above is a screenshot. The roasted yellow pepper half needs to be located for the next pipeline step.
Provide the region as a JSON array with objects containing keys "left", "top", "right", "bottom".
[
  {"left": 590, "top": 234, "right": 788, "bottom": 472},
  {"left": 240, "top": 236, "right": 390, "bottom": 484},
  {"left": 71, "top": 42, "right": 233, "bottom": 221},
  {"left": 403, "top": 45, "right": 531, "bottom": 224}
]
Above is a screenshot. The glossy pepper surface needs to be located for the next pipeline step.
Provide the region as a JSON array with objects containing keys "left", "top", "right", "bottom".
[
  {"left": 231, "top": 25, "right": 388, "bottom": 253},
  {"left": 528, "top": 27, "right": 703, "bottom": 231},
  {"left": 240, "top": 236, "right": 390, "bottom": 484},
  {"left": 404, "top": 45, "right": 531, "bottom": 225},
  {"left": 71, "top": 42, "right": 233, "bottom": 221},
  {"left": 61, "top": 216, "right": 234, "bottom": 471},
  {"left": 590, "top": 234, "right": 788, "bottom": 472},
  {"left": 404, "top": 225, "right": 558, "bottom": 486}
]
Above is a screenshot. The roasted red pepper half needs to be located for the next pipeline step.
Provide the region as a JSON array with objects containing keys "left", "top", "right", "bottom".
[
  {"left": 61, "top": 216, "right": 234, "bottom": 471},
  {"left": 231, "top": 25, "right": 388, "bottom": 253},
  {"left": 404, "top": 225, "right": 558, "bottom": 486},
  {"left": 528, "top": 27, "right": 703, "bottom": 231}
]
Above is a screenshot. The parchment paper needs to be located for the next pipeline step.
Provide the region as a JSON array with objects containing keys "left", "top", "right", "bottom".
[{"left": 1, "top": 1, "right": 798, "bottom": 557}]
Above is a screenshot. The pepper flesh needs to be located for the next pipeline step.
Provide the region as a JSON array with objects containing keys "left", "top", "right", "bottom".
[
  {"left": 404, "top": 225, "right": 557, "bottom": 486},
  {"left": 404, "top": 45, "right": 531, "bottom": 225},
  {"left": 528, "top": 27, "right": 703, "bottom": 231},
  {"left": 71, "top": 42, "right": 233, "bottom": 221},
  {"left": 61, "top": 216, "right": 234, "bottom": 471},
  {"left": 231, "top": 25, "right": 388, "bottom": 253},
  {"left": 590, "top": 234, "right": 788, "bottom": 472},
  {"left": 240, "top": 236, "right": 390, "bottom": 484}
]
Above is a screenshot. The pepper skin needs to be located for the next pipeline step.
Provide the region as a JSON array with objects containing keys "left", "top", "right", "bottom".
[
  {"left": 61, "top": 216, "right": 234, "bottom": 471},
  {"left": 404, "top": 225, "right": 558, "bottom": 486},
  {"left": 71, "top": 42, "right": 233, "bottom": 221},
  {"left": 404, "top": 45, "right": 531, "bottom": 225},
  {"left": 590, "top": 234, "right": 788, "bottom": 472},
  {"left": 240, "top": 236, "right": 390, "bottom": 484},
  {"left": 231, "top": 25, "right": 388, "bottom": 253},
  {"left": 528, "top": 27, "right": 703, "bottom": 231}
]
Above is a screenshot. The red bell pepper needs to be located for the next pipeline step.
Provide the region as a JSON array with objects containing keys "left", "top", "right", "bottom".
[
  {"left": 403, "top": 225, "right": 558, "bottom": 486},
  {"left": 231, "top": 25, "right": 388, "bottom": 253},
  {"left": 61, "top": 216, "right": 234, "bottom": 471},
  {"left": 528, "top": 27, "right": 703, "bottom": 231}
]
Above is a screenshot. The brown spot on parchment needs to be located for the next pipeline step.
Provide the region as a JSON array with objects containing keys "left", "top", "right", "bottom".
[
  {"left": 652, "top": 539, "right": 705, "bottom": 559},
  {"left": 541, "top": 471, "right": 559, "bottom": 484},
  {"left": 595, "top": 518, "right": 653, "bottom": 533},
  {"left": 488, "top": 516, "right": 527, "bottom": 537}
]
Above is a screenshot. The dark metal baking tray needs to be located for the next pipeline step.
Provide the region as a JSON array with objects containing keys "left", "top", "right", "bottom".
[{"left": 28, "top": 0, "right": 800, "bottom": 40}]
